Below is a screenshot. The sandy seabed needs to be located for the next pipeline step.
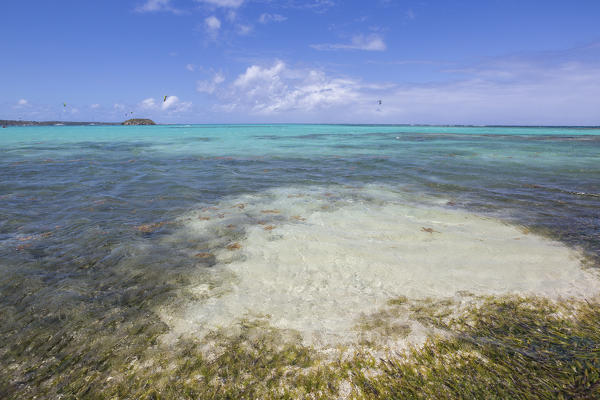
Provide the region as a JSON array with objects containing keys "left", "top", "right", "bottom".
[{"left": 157, "top": 185, "right": 600, "bottom": 350}]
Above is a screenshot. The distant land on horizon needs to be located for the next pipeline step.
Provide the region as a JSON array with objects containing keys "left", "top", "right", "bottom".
[
  {"left": 1, "top": 119, "right": 121, "bottom": 127},
  {"left": 1, "top": 119, "right": 599, "bottom": 129}
]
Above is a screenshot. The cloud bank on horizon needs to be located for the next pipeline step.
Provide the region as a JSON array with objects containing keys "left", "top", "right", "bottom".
[{"left": 2, "top": 0, "right": 600, "bottom": 124}]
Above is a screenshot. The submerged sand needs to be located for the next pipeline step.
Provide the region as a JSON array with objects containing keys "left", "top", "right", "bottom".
[{"left": 158, "top": 185, "right": 600, "bottom": 347}]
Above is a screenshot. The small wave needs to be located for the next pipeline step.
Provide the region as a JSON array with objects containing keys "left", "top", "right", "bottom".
[
  {"left": 524, "top": 184, "right": 600, "bottom": 198},
  {"left": 571, "top": 191, "right": 600, "bottom": 198}
]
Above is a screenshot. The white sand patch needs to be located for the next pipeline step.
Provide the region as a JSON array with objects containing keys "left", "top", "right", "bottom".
[{"left": 159, "top": 186, "right": 599, "bottom": 346}]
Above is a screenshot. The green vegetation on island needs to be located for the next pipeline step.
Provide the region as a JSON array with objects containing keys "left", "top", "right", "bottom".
[{"left": 122, "top": 118, "right": 156, "bottom": 125}]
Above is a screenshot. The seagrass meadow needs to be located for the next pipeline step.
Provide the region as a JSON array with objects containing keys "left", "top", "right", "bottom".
[{"left": 1, "top": 124, "right": 599, "bottom": 398}]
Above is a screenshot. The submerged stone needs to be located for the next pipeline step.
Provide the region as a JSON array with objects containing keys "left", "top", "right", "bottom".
[{"left": 226, "top": 242, "right": 241, "bottom": 250}]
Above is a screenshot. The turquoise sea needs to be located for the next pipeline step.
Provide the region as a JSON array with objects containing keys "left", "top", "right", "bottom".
[{"left": 2, "top": 124, "right": 600, "bottom": 397}]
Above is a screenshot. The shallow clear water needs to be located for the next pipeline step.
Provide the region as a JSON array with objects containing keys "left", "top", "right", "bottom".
[
  {"left": 2, "top": 124, "right": 599, "bottom": 257},
  {"left": 1, "top": 124, "right": 600, "bottom": 393}
]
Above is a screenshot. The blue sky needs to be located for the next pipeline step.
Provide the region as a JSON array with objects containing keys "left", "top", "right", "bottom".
[{"left": 2, "top": 0, "right": 599, "bottom": 124}]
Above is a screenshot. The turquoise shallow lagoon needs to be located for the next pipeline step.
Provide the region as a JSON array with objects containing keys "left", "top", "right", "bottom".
[
  {"left": 1, "top": 124, "right": 600, "bottom": 398},
  {"left": 2, "top": 124, "right": 599, "bottom": 254}
]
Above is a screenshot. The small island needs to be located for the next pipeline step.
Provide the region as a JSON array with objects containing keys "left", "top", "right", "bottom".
[{"left": 122, "top": 118, "right": 156, "bottom": 126}]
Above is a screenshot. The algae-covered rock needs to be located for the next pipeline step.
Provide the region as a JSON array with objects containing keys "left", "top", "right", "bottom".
[{"left": 122, "top": 118, "right": 156, "bottom": 126}]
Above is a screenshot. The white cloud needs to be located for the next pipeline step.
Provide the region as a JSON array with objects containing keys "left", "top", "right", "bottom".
[
  {"left": 379, "top": 78, "right": 597, "bottom": 125},
  {"left": 135, "top": 0, "right": 183, "bottom": 14},
  {"left": 162, "top": 95, "right": 179, "bottom": 110},
  {"left": 17, "top": 99, "right": 28, "bottom": 106},
  {"left": 186, "top": 63, "right": 196, "bottom": 72},
  {"left": 290, "top": 0, "right": 336, "bottom": 14},
  {"left": 226, "top": 10, "right": 236, "bottom": 21},
  {"left": 196, "top": 0, "right": 244, "bottom": 8},
  {"left": 199, "top": 47, "right": 600, "bottom": 124},
  {"left": 233, "top": 61, "right": 285, "bottom": 88},
  {"left": 237, "top": 24, "right": 252, "bottom": 35},
  {"left": 137, "top": 96, "right": 192, "bottom": 112},
  {"left": 363, "top": 59, "right": 600, "bottom": 125},
  {"left": 221, "top": 61, "right": 363, "bottom": 115},
  {"left": 311, "top": 34, "right": 386, "bottom": 51},
  {"left": 205, "top": 15, "right": 221, "bottom": 30},
  {"left": 90, "top": 104, "right": 100, "bottom": 109},
  {"left": 197, "top": 72, "right": 225, "bottom": 93},
  {"left": 214, "top": 72, "right": 225, "bottom": 84},
  {"left": 140, "top": 98, "right": 157, "bottom": 109},
  {"left": 196, "top": 82, "right": 215, "bottom": 93},
  {"left": 258, "top": 13, "right": 287, "bottom": 24}
]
